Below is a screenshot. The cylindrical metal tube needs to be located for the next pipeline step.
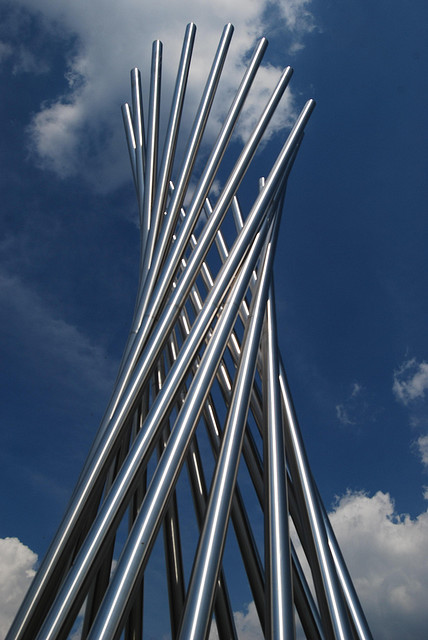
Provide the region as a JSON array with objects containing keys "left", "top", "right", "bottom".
[
  {"left": 6, "top": 28, "right": 340, "bottom": 640},
  {"left": 131, "top": 67, "right": 145, "bottom": 224},
  {"left": 133, "top": 22, "right": 234, "bottom": 314},
  {"left": 131, "top": 55, "right": 289, "bottom": 341},
  {"left": 79, "top": 100, "right": 313, "bottom": 508},
  {"left": 33, "top": 213, "right": 272, "bottom": 640},
  {"left": 143, "top": 22, "right": 196, "bottom": 272},
  {"left": 168, "top": 325, "right": 238, "bottom": 640},
  {"left": 318, "top": 489, "right": 374, "bottom": 640},
  {"left": 121, "top": 102, "right": 137, "bottom": 191},
  {"left": 88, "top": 23, "right": 235, "bottom": 451},
  {"left": 279, "top": 361, "right": 353, "bottom": 640},
  {"left": 141, "top": 40, "right": 162, "bottom": 268},
  {"left": 177, "top": 221, "right": 277, "bottom": 640},
  {"left": 83, "top": 221, "right": 273, "bottom": 640},
  {"left": 264, "top": 285, "right": 295, "bottom": 640},
  {"left": 105, "top": 98, "right": 314, "bottom": 451}
]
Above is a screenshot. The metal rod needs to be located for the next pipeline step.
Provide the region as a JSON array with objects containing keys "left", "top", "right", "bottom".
[
  {"left": 279, "top": 361, "right": 353, "bottom": 639},
  {"left": 125, "top": 402, "right": 147, "bottom": 640},
  {"left": 155, "top": 360, "right": 186, "bottom": 638},
  {"left": 291, "top": 541, "right": 326, "bottom": 640},
  {"left": 264, "top": 282, "right": 295, "bottom": 640},
  {"left": 80, "top": 24, "right": 234, "bottom": 463},
  {"left": 32, "top": 211, "right": 272, "bottom": 640},
  {"left": 317, "top": 487, "right": 374, "bottom": 640},
  {"left": 205, "top": 413, "right": 267, "bottom": 632},
  {"left": 130, "top": 67, "right": 145, "bottom": 225},
  {"left": 83, "top": 219, "right": 274, "bottom": 640},
  {"left": 7, "top": 24, "right": 373, "bottom": 640},
  {"left": 141, "top": 40, "right": 162, "bottom": 269},
  {"left": 166, "top": 324, "right": 238, "bottom": 640},
  {"left": 121, "top": 102, "right": 137, "bottom": 191},
  {"left": 169, "top": 263, "right": 267, "bottom": 635},
  {"left": 177, "top": 213, "right": 278, "bottom": 640},
  {"left": 131, "top": 55, "right": 289, "bottom": 344},
  {"left": 144, "top": 22, "right": 196, "bottom": 272},
  {"left": 131, "top": 23, "right": 234, "bottom": 313},
  {"left": 174, "top": 287, "right": 266, "bottom": 633},
  {"left": 185, "top": 435, "right": 238, "bottom": 640}
]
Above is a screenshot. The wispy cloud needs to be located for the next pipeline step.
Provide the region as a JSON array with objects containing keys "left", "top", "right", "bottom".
[
  {"left": 13, "top": 45, "right": 50, "bottom": 75},
  {"left": 5, "top": 0, "right": 315, "bottom": 189},
  {"left": 0, "top": 538, "right": 37, "bottom": 638},
  {"left": 0, "top": 10, "right": 50, "bottom": 75},
  {"left": 336, "top": 403, "right": 355, "bottom": 425},
  {"left": 393, "top": 357, "right": 428, "bottom": 438},
  {"left": 336, "top": 381, "right": 363, "bottom": 425},
  {"left": 416, "top": 434, "right": 428, "bottom": 467},
  {"left": 335, "top": 381, "right": 378, "bottom": 427},
  {"left": 393, "top": 358, "right": 428, "bottom": 406}
]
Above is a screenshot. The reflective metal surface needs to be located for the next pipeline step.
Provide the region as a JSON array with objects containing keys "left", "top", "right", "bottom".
[{"left": 7, "top": 22, "right": 373, "bottom": 640}]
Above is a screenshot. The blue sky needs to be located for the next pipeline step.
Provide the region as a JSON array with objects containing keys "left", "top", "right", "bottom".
[{"left": 1, "top": 1, "right": 428, "bottom": 638}]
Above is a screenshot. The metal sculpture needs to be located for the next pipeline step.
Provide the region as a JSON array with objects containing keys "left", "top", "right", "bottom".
[{"left": 8, "top": 23, "right": 373, "bottom": 640}]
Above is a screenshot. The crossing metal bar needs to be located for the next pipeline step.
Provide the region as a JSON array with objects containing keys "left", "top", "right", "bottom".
[{"left": 7, "top": 23, "right": 372, "bottom": 640}]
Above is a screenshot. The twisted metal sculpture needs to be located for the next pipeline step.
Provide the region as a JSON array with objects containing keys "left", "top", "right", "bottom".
[{"left": 8, "top": 23, "right": 373, "bottom": 640}]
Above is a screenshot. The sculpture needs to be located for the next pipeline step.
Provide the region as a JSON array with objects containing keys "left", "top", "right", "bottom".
[{"left": 7, "top": 23, "right": 372, "bottom": 640}]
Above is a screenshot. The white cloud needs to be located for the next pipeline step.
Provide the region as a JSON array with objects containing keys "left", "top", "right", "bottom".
[
  {"left": 7, "top": 0, "right": 314, "bottom": 189},
  {"left": 416, "top": 435, "right": 428, "bottom": 467},
  {"left": 0, "top": 538, "right": 37, "bottom": 639},
  {"left": 393, "top": 358, "right": 428, "bottom": 405},
  {"left": 335, "top": 403, "right": 354, "bottom": 425},
  {"left": 232, "top": 601, "right": 263, "bottom": 639},
  {"left": 6, "top": 492, "right": 428, "bottom": 640},
  {"left": 276, "top": 0, "right": 315, "bottom": 31},
  {"left": 351, "top": 382, "right": 362, "bottom": 397},
  {"left": 209, "top": 600, "right": 263, "bottom": 639},
  {"left": 330, "top": 490, "right": 428, "bottom": 640},
  {"left": 335, "top": 381, "right": 377, "bottom": 427},
  {"left": 210, "top": 488, "right": 428, "bottom": 640}
]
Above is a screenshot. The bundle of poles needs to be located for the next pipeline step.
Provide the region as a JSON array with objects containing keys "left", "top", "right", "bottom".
[{"left": 8, "top": 23, "right": 373, "bottom": 640}]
